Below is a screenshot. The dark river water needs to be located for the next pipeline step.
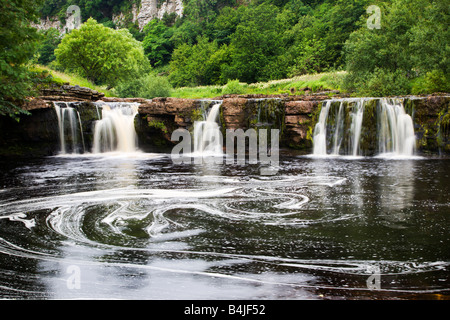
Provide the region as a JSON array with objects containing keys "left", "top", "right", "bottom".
[{"left": 0, "top": 152, "right": 448, "bottom": 300}]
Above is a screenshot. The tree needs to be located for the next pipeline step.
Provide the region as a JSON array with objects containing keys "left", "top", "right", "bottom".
[
  {"left": 169, "top": 36, "right": 231, "bottom": 87},
  {"left": 343, "top": 0, "right": 449, "bottom": 95},
  {"left": 0, "top": 0, "right": 44, "bottom": 119},
  {"left": 142, "top": 19, "right": 174, "bottom": 67},
  {"left": 37, "top": 28, "right": 62, "bottom": 65},
  {"left": 223, "top": 3, "right": 282, "bottom": 83},
  {"left": 55, "top": 18, "right": 150, "bottom": 87}
]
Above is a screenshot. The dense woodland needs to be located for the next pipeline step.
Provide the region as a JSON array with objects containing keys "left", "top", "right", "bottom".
[{"left": 1, "top": 0, "right": 449, "bottom": 118}]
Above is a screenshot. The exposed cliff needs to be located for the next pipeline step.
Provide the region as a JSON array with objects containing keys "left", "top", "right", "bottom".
[
  {"left": 137, "top": 0, "right": 183, "bottom": 29},
  {"left": 36, "top": 0, "right": 184, "bottom": 32}
]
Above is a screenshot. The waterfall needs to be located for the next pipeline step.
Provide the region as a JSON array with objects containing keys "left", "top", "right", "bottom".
[
  {"left": 312, "top": 101, "right": 331, "bottom": 156},
  {"left": 54, "top": 102, "right": 86, "bottom": 154},
  {"left": 332, "top": 101, "right": 344, "bottom": 155},
  {"left": 193, "top": 102, "right": 223, "bottom": 155},
  {"left": 92, "top": 102, "right": 140, "bottom": 154},
  {"left": 312, "top": 98, "right": 416, "bottom": 157},
  {"left": 378, "top": 98, "right": 416, "bottom": 156},
  {"left": 351, "top": 99, "right": 365, "bottom": 157}
]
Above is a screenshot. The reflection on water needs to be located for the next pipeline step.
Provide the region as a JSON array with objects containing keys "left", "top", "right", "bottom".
[{"left": 0, "top": 153, "right": 448, "bottom": 299}]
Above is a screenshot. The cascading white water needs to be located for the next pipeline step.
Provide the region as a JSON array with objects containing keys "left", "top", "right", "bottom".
[
  {"left": 193, "top": 102, "right": 223, "bottom": 155},
  {"left": 350, "top": 99, "right": 365, "bottom": 157},
  {"left": 331, "top": 101, "right": 344, "bottom": 155},
  {"left": 312, "top": 101, "right": 331, "bottom": 156},
  {"left": 378, "top": 98, "right": 416, "bottom": 156},
  {"left": 54, "top": 102, "right": 86, "bottom": 154},
  {"left": 92, "top": 102, "right": 140, "bottom": 154},
  {"left": 312, "top": 98, "right": 416, "bottom": 157}
]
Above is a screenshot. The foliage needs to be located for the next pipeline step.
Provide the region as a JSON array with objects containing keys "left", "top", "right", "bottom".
[
  {"left": 36, "top": 64, "right": 116, "bottom": 97},
  {"left": 37, "top": 28, "right": 62, "bottom": 65},
  {"left": 222, "top": 3, "right": 283, "bottom": 83},
  {"left": 55, "top": 18, "right": 150, "bottom": 87},
  {"left": 170, "top": 71, "right": 345, "bottom": 99},
  {"left": 142, "top": 20, "right": 174, "bottom": 67},
  {"left": 411, "top": 70, "right": 450, "bottom": 95},
  {"left": 169, "top": 36, "right": 231, "bottom": 87},
  {"left": 40, "top": 0, "right": 137, "bottom": 26},
  {"left": 0, "top": 0, "right": 45, "bottom": 119},
  {"left": 36, "top": 0, "right": 449, "bottom": 96},
  {"left": 114, "top": 74, "right": 172, "bottom": 99},
  {"left": 221, "top": 79, "right": 246, "bottom": 95},
  {"left": 343, "top": 0, "right": 449, "bottom": 96}
]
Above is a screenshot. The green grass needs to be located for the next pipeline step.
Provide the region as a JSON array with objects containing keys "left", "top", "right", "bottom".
[
  {"left": 170, "top": 71, "right": 347, "bottom": 99},
  {"left": 32, "top": 66, "right": 346, "bottom": 100},
  {"left": 32, "top": 65, "right": 116, "bottom": 97}
]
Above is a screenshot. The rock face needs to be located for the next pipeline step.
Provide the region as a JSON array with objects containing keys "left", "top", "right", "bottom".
[
  {"left": 137, "top": 0, "right": 183, "bottom": 29},
  {"left": 137, "top": 97, "right": 204, "bottom": 151},
  {"left": 39, "top": 85, "right": 105, "bottom": 102},
  {"left": 36, "top": 0, "right": 183, "bottom": 33},
  {"left": 136, "top": 95, "right": 324, "bottom": 152},
  {"left": 0, "top": 108, "right": 60, "bottom": 157},
  {"left": 406, "top": 95, "right": 450, "bottom": 154},
  {"left": 284, "top": 100, "right": 321, "bottom": 149}
]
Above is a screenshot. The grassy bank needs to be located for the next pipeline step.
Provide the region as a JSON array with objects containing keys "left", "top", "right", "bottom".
[
  {"left": 171, "top": 72, "right": 347, "bottom": 99},
  {"left": 32, "top": 65, "right": 116, "bottom": 97},
  {"left": 34, "top": 66, "right": 347, "bottom": 100}
]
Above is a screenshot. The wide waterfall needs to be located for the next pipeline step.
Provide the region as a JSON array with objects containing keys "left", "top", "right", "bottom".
[
  {"left": 92, "top": 102, "right": 140, "bottom": 154},
  {"left": 54, "top": 102, "right": 86, "bottom": 154},
  {"left": 312, "top": 98, "right": 416, "bottom": 157},
  {"left": 193, "top": 101, "right": 223, "bottom": 155}
]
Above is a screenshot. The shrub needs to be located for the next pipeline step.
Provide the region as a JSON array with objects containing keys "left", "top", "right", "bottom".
[
  {"left": 411, "top": 70, "right": 450, "bottom": 95},
  {"left": 360, "top": 68, "right": 411, "bottom": 97},
  {"left": 221, "top": 79, "right": 246, "bottom": 95},
  {"left": 115, "top": 74, "right": 172, "bottom": 99}
]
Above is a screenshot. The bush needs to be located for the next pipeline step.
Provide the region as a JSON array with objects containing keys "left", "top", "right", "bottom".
[
  {"left": 221, "top": 79, "right": 246, "bottom": 95},
  {"left": 115, "top": 74, "right": 173, "bottom": 99},
  {"left": 359, "top": 68, "right": 411, "bottom": 97},
  {"left": 411, "top": 70, "right": 450, "bottom": 95}
]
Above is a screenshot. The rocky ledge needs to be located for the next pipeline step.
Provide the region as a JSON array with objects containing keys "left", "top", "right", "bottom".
[
  {"left": 38, "top": 84, "right": 105, "bottom": 103},
  {"left": 0, "top": 91, "right": 449, "bottom": 157}
]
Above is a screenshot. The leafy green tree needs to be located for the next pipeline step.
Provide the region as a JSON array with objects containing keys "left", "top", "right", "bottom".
[
  {"left": 212, "top": 6, "right": 244, "bottom": 46},
  {"left": 169, "top": 36, "right": 231, "bottom": 87},
  {"left": 223, "top": 3, "right": 282, "bottom": 83},
  {"left": 37, "top": 28, "right": 62, "bottom": 65},
  {"left": 55, "top": 18, "right": 150, "bottom": 87},
  {"left": 343, "top": 0, "right": 449, "bottom": 95},
  {"left": 0, "top": 0, "right": 44, "bottom": 119},
  {"left": 408, "top": 0, "right": 449, "bottom": 76},
  {"left": 289, "top": 36, "right": 326, "bottom": 76},
  {"left": 41, "top": 0, "right": 129, "bottom": 25},
  {"left": 142, "top": 19, "right": 174, "bottom": 67}
]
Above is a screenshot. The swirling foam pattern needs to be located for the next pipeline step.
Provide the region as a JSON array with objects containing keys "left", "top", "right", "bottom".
[{"left": 0, "top": 155, "right": 448, "bottom": 299}]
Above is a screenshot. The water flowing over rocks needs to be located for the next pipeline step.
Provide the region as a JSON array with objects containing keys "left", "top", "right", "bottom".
[{"left": 0, "top": 92, "right": 449, "bottom": 157}]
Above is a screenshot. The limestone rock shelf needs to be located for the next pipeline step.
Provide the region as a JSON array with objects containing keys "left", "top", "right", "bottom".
[{"left": 0, "top": 93, "right": 449, "bottom": 157}]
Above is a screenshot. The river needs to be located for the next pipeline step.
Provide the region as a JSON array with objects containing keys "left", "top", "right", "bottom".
[{"left": 0, "top": 152, "right": 448, "bottom": 299}]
